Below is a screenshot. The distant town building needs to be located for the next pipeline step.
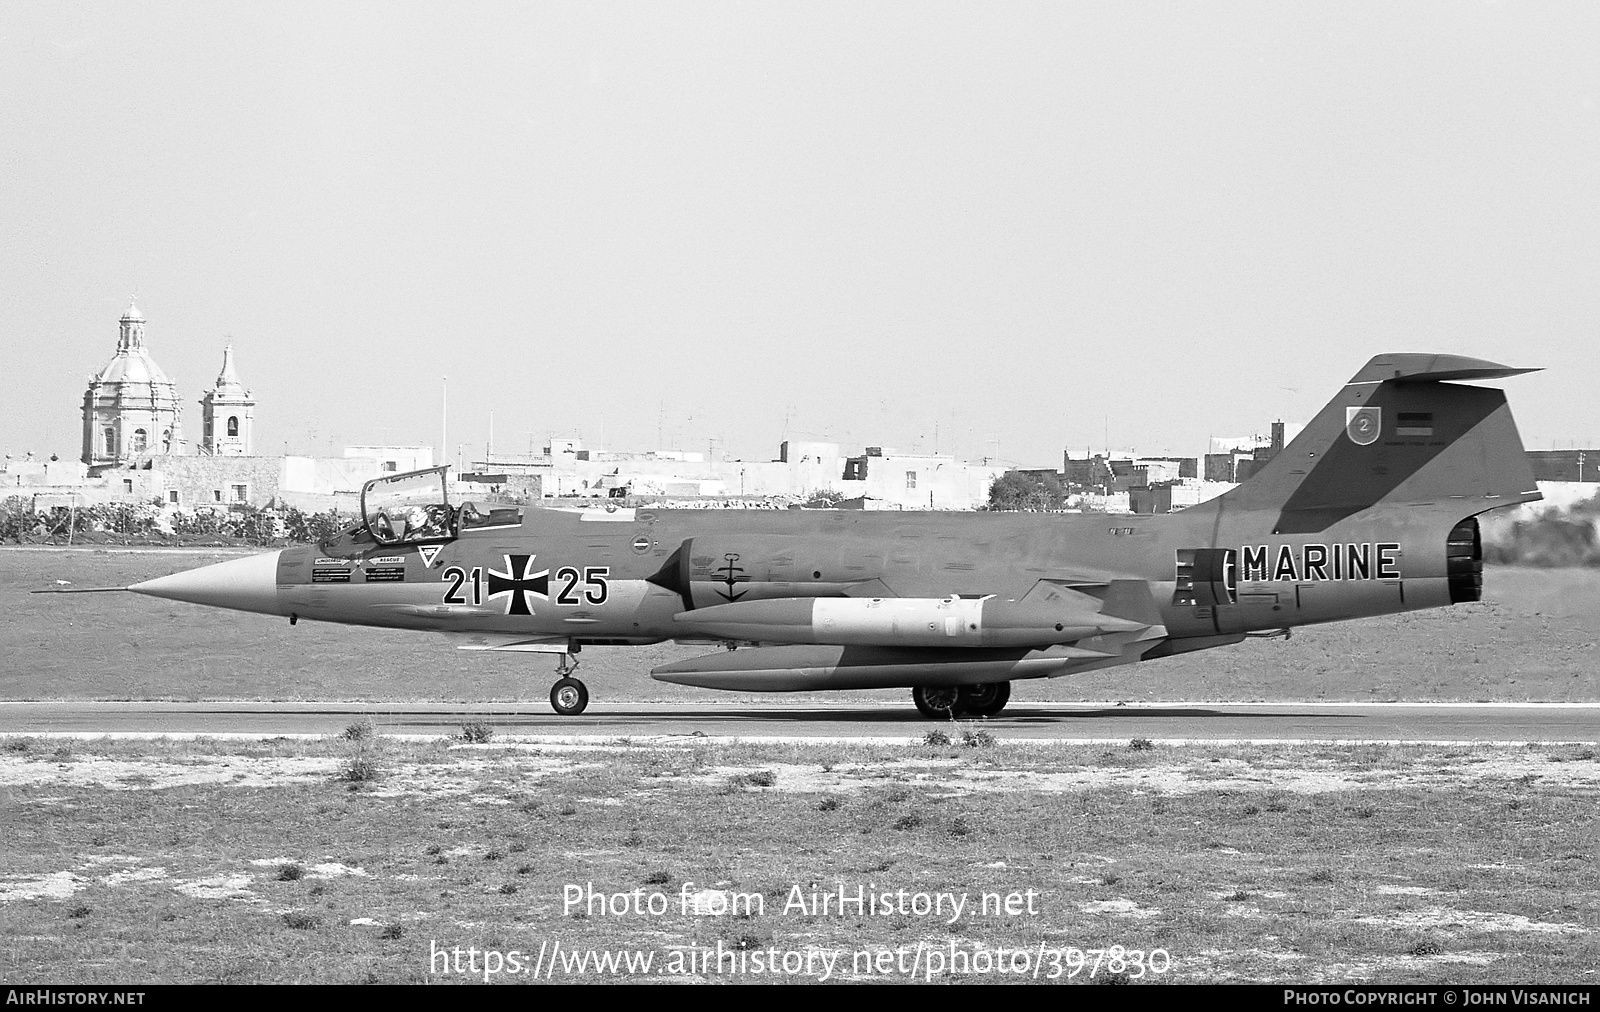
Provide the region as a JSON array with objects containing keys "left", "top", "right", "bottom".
[{"left": 1526, "top": 450, "right": 1600, "bottom": 483}]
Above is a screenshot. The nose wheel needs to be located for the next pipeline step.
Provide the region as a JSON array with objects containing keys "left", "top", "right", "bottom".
[{"left": 549, "top": 653, "right": 589, "bottom": 715}]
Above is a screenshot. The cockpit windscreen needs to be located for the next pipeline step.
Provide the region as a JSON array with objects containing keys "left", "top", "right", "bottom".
[{"left": 361, "top": 467, "right": 452, "bottom": 545}]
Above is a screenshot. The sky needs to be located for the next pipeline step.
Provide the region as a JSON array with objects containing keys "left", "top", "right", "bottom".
[{"left": 3, "top": 2, "right": 1597, "bottom": 470}]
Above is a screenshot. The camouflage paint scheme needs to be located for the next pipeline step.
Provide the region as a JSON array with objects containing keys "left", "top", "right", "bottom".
[{"left": 126, "top": 354, "right": 1540, "bottom": 718}]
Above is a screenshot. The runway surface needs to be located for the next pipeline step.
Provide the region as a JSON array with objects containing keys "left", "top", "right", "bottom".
[{"left": 0, "top": 700, "right": 1595, "bottom": 742}]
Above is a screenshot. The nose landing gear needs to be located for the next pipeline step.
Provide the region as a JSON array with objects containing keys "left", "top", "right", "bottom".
[{"left": 549, "top": 652, "right": 589, "bottom": 715}]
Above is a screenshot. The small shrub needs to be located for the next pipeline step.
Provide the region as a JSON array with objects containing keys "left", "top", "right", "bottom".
[
  {"left": 1100, "top": 871, "right": 1121, "bottom": 887},
  {"left": 961, "top": 729, "right": 995, "bottom": 748},
  {"left": 3, "top": 738, "right": 29, "bottom": 752},
  {"left": 499, "top": 883, "right": 519, "bottom": 895},
  {"left": 282, "top": 912, "right": 319, "bottom": 930},
  {"left": 67, "top": 905, "right": 91, "bottom": 919},
  {"left": 1242, "top": 804, "right": 1261, "bottom": 816},
  {"left": 336, "top": 756, "right": 381, "bottom": 783},
  {"left": 1405, "top": 939, "right": 1443, "bottom": 957},
  {"left": 516, "top": 864, "right": 535, "bottom": 875},
  {"left": 379, "top": 924, "right": 405, "bottom": 941},
  {"left": 1226, "top": 889, "right": 1250, "bottom": 902},
  {"left": 1128, "top": 738, "right": 1155, "bottom": 751},
  {"left": 340, "top": 720, "right": 375, "bottom": 743},
  {"left": 893, "top": 813, "right": 924, "bottom": 831},
  {"left": 484, "top": 849, "right": 504, "bottom": 862},
  {"left": 277, "top": 863, "right": 304, "bottom": 882},
  {"left": 424, "top": 844, "right": 441, "bottom": 856},
  {"left": 923, "top": 730, "right": 951, "bottom": 747},
  {"left": 458, "top": 722, "right": 494, "bottom": 744},
  {"left": 623, "top": 830, "right": 644, "bottom": 848},
  {"left": 730, "top": 770, "right": 776, "bottom": 789},
  {"left": 948, "top": 816, "right": 970, "bottom": 837},
  {"left": 1309, "top": 869, "right": 1334, "bottom": 883},
  {"left": 644, "top": 871, "right": 671, "bottom": 885},
  {"left": 817, "top": 796, "right": 841, "bottom": 812}
]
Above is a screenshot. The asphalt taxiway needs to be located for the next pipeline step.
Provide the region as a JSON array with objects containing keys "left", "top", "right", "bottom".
[{"left": 0, "top": 700, "right": 1594, "bottom": 742}]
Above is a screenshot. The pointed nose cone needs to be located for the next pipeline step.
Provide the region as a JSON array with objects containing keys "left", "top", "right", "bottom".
[{"left": 130, "top": 550, "right": 285, "bottom": 615}]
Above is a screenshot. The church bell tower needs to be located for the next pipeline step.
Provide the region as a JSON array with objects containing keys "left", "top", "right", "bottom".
[{"left": 200, "top": 345, "right": 256, "bottom": 456}]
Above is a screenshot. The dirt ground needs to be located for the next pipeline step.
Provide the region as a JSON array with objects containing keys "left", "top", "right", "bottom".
[{"left": 1, "top": 547, "right": 1596, "bottom": 703}]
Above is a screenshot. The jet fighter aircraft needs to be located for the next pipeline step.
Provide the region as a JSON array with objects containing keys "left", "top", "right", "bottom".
[{"left": 116, "top": 354, "right": 1540, "bottom": 718}]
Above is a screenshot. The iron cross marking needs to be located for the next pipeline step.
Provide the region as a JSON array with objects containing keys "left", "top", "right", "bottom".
[{"left": 487, "top": 554, "right": 550, "bottom": 615}]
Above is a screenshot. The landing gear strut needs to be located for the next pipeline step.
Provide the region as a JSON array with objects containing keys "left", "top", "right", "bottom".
[
  {"left": 549, "top": 652, "right": 589, "bottom": 715},
  {"left": 911, "top": 682, "right": 1011, "bottom": 719}
]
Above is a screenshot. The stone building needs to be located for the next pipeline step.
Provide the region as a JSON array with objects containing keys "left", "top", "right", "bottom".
[
  {"left": 81, "top": 302, "right": 187, "bottom": 467},
  {"left": 199, "top": 346, "right": 256, "bottom": 455}
]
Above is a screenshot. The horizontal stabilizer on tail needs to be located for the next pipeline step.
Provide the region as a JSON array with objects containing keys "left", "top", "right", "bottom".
[{"left": 1349, "top": 354, "right": 1540, "bottom": 384}]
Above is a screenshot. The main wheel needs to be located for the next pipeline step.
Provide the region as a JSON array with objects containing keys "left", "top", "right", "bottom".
[
  {"left": 912, "top": 685, "right": 962, "bottom": 719},
  {"left": 550, "top": 677, "right": 589, "bottom": 715},
  {"left": 959, "top": 682, "right": 1011, "bottom": 717}
]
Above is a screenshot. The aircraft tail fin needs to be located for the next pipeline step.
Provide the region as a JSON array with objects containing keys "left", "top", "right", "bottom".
[{"left": 1216, "top": 354, "right": 1541, "bottom": 534}]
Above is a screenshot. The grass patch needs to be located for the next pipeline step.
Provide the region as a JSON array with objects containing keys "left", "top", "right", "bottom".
[
  {"left": 457, "top": 721, "right": 493, "bottom": 745},
  {"left": 0, "top": 737, "right": 1594, "bottom": 983}
]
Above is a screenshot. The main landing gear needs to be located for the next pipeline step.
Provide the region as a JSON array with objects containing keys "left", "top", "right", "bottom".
[
  {"left": 549, "top": 652, "right": 589, "bottom": 716},
  {"left": 911, "top": 682, "right": 1011, "bottom": 719}
]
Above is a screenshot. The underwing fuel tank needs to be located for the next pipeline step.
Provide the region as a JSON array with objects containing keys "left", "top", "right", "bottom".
[
  {"left": 651, "top": 643, "right": 1115, "bottom": 692},
  {"left": 672, "top": 596, "right": 1146, "bottom": 648}
]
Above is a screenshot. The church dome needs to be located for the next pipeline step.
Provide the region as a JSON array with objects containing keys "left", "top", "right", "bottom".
[
  {"left": 93, "top": 348, "right": 173, "bottom": 387},
  {"left": 120, "top": 301, "right": 144, "bottom": 322}
]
